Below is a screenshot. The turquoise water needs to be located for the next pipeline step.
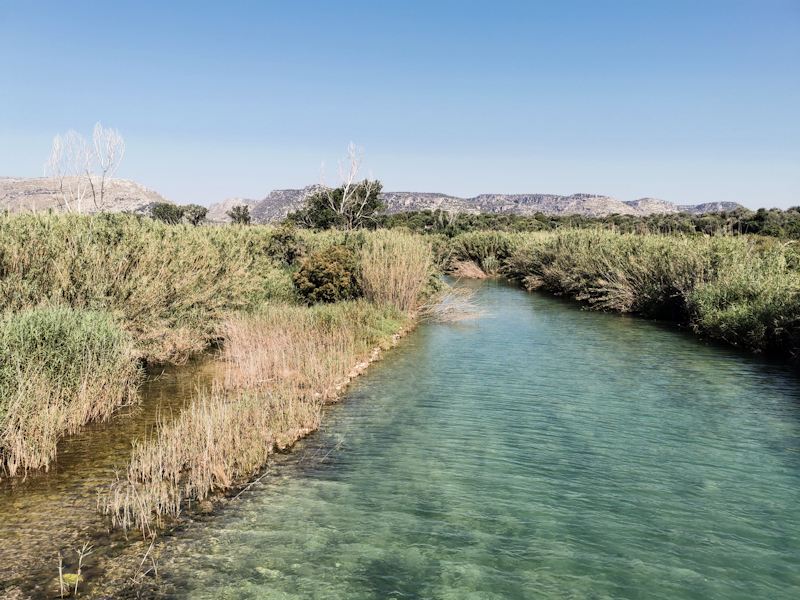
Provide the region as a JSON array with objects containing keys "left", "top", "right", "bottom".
[{"left": 162, "top": 280, "right": 800, "bottom": 599}]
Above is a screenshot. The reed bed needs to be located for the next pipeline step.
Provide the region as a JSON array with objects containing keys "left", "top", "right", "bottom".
[
  {"left": 357, "top": 230, "right": 436, "bottom": 312},
  {"left": 451, "top": 228, "right": 800, "bottom": 356},
  {"left": 0, "top": 307, "right": 140, "bottom": 476},
  {"left": 0, "top": 212, "right": 296, "bottom": 362},
  {"left": 104, "top": 301, "right": 407, "bottom": 533}
]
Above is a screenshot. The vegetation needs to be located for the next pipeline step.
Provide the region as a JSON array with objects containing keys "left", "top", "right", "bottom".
[
  {"left": 293, "top": 245, "right": 361, "bottom": 304},
  {"left": 226, "top": 205, "right": 251, "bottom": 225},
  {"left": 0, "top": 210, "right": 437, "bottom": 520},
  {"left": 152, "top": 202, "right": 207, "bottom": 226},
  {"left": 377, "top": 206, "right": 800, "bottom": 239},
  {"left": 105, "top": 301, "right": 407, "bottom": 533},
  {"left": 151, "top": 202, "right": 184, "bottom": 224},
  {"left": 288, "top": 180, "right": 385, "bottom": 230},
  {"left": 183, "top": 203, "right": 208, "bottom": 226},
  {"left": 446, "top": 228, "right": 800, "bottom": 356},
  {"left": 0, "top": 307, "right": 139, "bottom": 476}
]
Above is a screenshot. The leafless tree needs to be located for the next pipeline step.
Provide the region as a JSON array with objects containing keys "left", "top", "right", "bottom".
[
  {"left": 43, "top": 122, "right": 124, "bottom": 213},
  {"left": 89, "top": 122, "right": 125, "bottom": 211},
  {"left": 317, "top": 142, "right": 383, "bottom": 230},
  {"left": 44, "top": 130, "right": 93, "bottom": 213}
]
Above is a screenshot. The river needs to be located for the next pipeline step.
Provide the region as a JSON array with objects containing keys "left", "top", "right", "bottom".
[{"left": 153, "top": 279, "right": 800, "bottom": 599}]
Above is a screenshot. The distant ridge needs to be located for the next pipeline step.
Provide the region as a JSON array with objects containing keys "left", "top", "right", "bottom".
[
  {"left": 206, "top": 197, "right": 260, "bottom": 223},
  {"left": 0, "top": 177, "right": 744, "bottom": 222},
  {"left": 233, "top": 187, "right": 743, "bottom": 224},
  {"left": 0, "top": 176, "right": 173, "bottom": 215}
]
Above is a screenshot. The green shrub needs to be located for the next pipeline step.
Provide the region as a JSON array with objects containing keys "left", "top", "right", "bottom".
[
  {"left": 151, "top": 203, "right": 185, "bottom": 224},
  {"left": 292, "top": 245, "right": 360, "bottom": 304},
  {"left": 226, "top": 205, "right": 251, "bottom": 225},
  {"left": 184, "top": 204, "right": 208, "bottom": 226},
  {"left": 267, "top": 224, "right": 307, "bottom": 265}
]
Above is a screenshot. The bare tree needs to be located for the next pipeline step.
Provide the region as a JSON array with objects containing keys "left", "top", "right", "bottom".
[
  {"left": 44, "top": 130, "right": 93, "bottom": 213},
  {"left": 89, "top": 122, "right": 125, "bottom": 211},
  {"left": 43, "top": 122, "right": 125, "bottom": 213},
  {"left": 315, "top": 142, "right": 384, "bottom": 230}
]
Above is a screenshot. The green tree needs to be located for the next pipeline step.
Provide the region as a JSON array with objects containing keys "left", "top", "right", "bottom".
[
  {"left": 226, "top": 205, "right": 251, "bottom": 225},
  {"left": 289, "top": 180, "right": 385, "bottom": 230},
  {"left": 287, "top": 143, "right": 385, "bottom": 230},
  {"left": 151, "top": 203, "right": 184, "bottom": 225},
  {"left": 184, "top": 204, "right": 208, "bottom": 226}
]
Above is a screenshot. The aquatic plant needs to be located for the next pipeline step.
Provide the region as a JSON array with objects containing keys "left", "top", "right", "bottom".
[
  {"left": 0, "top": 306, "right": 140, "bottom": 476},
  {"left": 498, "top": 229, "right": 800, "bottom": 355}
]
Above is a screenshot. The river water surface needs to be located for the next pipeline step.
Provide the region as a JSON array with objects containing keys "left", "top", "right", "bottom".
[{"left": 156, "top": 280, "right": 800, "bottom": 599}]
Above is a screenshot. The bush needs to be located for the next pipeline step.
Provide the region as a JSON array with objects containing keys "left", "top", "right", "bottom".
[
  {"left": 151, "top": 203, "right": 185, "bottom": 224},
  {"left": 292, "top": 245, "right": 360, "bottom": 304},
  {"left": 267, "top": 224, "right": 306, "bottom": 265},
  {"left": 227, "top": 205, "right": 251, "bottom": 225},
  {"left": 184, "top": 204, "right": 208, "bottom": 226}
]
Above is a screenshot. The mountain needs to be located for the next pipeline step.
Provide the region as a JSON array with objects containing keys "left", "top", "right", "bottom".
[
  {"left": 244, "top": 188, "right": 744, "bottom": 224},
  {"left": 0, "top": 177, "right": 746, "bottom": 222},
  {"left": 0, "top": 177, "right": 173, "bottom": 215},
  {"left": 470, "top": 193, "right": 642, "bottom": 217},
  {"left": 249, "top": 185, "right": 326, "bottom": 224},
  {"left": 206, "top": 197, "right": 260, "bottom": 223},
  {"left": 677, "top": 202, "right": 743, "bottom": 214}
]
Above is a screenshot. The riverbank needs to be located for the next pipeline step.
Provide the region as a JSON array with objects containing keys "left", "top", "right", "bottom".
[
  {"left": 447, "top": 229, "right": 800, "bottom": 359},
  {"left": 0, "top": 214, "right": 436, "bottom": 481},
  {"left": 0, "top": 214, "right": 437, "bottom": 597}
]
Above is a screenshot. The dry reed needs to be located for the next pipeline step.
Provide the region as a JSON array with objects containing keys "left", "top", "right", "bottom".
[
  {"left": 358, "top": 230, "right": 435, "bottom": 312},
  {"left": 104, "top": 301, "right": 407, "bottom": 533}
]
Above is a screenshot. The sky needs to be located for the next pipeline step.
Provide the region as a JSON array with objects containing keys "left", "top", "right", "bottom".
[{"left": 1, "top": 0, "right": 798, "bottom": 209}]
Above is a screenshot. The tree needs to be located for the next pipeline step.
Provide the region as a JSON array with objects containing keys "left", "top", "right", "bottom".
[
  {"left": 184, "top": 204, "right": 208, "bottom": 226},
  {"left": 152, "top": 203, "right": 185, "bottom": 224},
  {"left": 226, "top": 205, "right": 251, "bottom": 225},
  {"left": 289, "top": 143, "right": 385, "bottom": 230},
  {"left": 44, "top": 122, "right": 125, "bottom": 213}
]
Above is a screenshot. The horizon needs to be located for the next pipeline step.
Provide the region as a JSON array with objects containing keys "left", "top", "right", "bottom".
[{"left": 1, "top": 1, "right": 797, "bottom": 211}]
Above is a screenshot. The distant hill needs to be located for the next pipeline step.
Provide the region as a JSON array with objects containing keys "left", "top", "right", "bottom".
[
  {"left": 241, "top": 187, "right": 744, "bottom": 224},
  {"left": 0, "top": 177, "right": 174, "bottom": 215},
  {"left": 0, "top": 177, "right": 744, "bottom": 222},
  {"left": 206, "top": 197, "right": 260, "bottom": 223}
]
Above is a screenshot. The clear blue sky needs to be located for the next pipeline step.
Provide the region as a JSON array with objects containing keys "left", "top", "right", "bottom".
[{"left": 1, "top": 0, "right": 798, "bottom": 209}]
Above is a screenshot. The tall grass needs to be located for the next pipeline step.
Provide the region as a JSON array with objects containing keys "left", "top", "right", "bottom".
[
  {"left": 0, "top": 307, "right": 140, "bottom": 476},
  {"left": 487, "top": 229, "right": 800, "bottom": 356},
  {"left": 0, "top": 212, "right": 296, "bottom": 362},
  {"left": 104, "top": 301, "right": 408, "bottom": 532},
  {"left": 357, "top": 230, "right": 435, "bottom": 311}
]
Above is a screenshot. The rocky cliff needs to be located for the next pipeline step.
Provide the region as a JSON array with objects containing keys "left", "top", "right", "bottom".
[
  {"left": 243, "top": 188, "right": 744, "bottom": 224},
  {"left": 0, "top": 177, "right": 174, "bottom": 215},
  {"left": 206, "top": 197, "right": 261, "bottom": 223}
]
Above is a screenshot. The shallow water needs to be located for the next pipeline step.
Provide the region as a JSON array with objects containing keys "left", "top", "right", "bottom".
[
  {"left": 0, "top": 356, "right": 220, "bottom": 595},
  {"left": 160, "top": 280, "right": 800, "bottom": 599}
]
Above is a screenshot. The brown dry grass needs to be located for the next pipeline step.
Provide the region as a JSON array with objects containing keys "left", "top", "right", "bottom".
[
  {"left": 103, "top": 301, "right": 407, "bottom": 533},
  {"left": 358, "top": 230, "right": 435, "bottom": 312},
  {"left": 450, "top": 260, "right": 489, "bottom": 279}
]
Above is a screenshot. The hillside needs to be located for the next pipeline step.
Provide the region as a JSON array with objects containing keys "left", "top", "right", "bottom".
[
  {"left": 243, "top": 188, "right": 743, "bottom": 224},
  {"left": 1, "top": 177, "right": 743, "bottom": 222},
  {"left": 206, "top": 197, "right": 260, "bottom": 223},
  {"left": 0, "top": 177, "right": 174, "bottom": 215}
]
